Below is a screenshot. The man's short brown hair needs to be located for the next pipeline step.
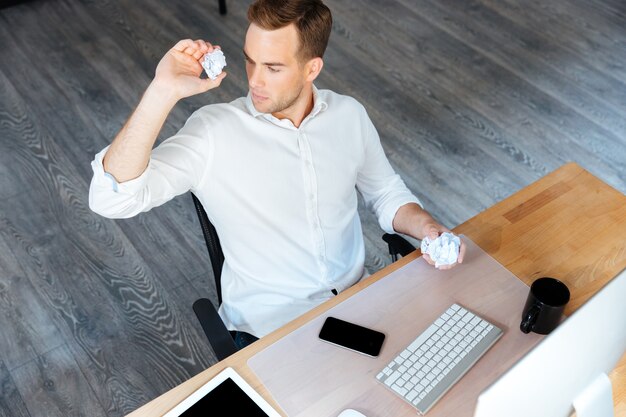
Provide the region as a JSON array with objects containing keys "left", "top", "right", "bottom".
[{"left": 247, "top": 0, "right": 332, "bottom": 62}]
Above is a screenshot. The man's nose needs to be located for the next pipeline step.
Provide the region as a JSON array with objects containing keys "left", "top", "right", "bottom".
[{"left": 248, "top": 66, "right": 264, "bottom": 89}]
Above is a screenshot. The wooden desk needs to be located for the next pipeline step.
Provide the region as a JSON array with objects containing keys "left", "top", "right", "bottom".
[{"left": 127, "top": 162, "right": 626, "bottom": 417}]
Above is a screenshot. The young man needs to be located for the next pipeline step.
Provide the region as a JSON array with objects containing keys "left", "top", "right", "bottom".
[{"left": 89, "top": 0, "right": 464, "bottom": 348}]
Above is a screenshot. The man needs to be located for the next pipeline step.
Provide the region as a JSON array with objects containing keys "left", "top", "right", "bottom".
[{"left": 89, "top": 0, "right": 465, "bottom": 349}]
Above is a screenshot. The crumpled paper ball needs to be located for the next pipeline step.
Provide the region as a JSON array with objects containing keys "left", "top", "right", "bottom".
[
  {"left": 420, "top": 232, "right": 461, "bottom": 268},
  {"left": 201, "top": 49, "right": 227, "bottom": 80}
]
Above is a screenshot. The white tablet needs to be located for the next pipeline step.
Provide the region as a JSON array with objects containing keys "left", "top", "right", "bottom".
[{"left": 163, "top": 367, "right": 282, "bottom": 416}]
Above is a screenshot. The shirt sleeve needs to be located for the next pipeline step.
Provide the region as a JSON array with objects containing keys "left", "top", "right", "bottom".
[
  {"left": 88, "top": 111, "right": 212, "bottom": 219},
  {"left": 355, "top": 108, "right": 421, "bottom": 234}
]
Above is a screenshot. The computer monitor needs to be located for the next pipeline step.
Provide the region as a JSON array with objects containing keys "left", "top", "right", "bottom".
[{"left": 474, "top": 267, "right": 626, "bottom": 417}]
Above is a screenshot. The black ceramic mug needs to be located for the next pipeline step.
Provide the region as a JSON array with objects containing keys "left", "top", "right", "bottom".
[{"left": 520, "top": 277, "right": 570, "bottom": 334}]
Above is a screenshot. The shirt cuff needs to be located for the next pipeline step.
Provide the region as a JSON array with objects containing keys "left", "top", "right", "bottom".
[
  {"left": 90, "top": 146, "right": 149, "bottom": 195},
  {"left": 379, "top": 195, "right": 422, "bottom": 234}
]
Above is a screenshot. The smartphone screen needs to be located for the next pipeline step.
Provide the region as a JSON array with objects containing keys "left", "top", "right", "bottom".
[{"left": 318, "top": 316, "right": 385, "bottom": 357}]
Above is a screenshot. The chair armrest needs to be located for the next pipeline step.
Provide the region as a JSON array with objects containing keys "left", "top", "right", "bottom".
[
  {"left": 192, "top": 298, "right": 238, "bottom": 361},
  {"left": 382, "top": 233, "right": 417, "bottom": 259}
]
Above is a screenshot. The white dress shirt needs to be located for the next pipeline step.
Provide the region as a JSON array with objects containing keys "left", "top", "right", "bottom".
[{"left": 89, "top": 86, "right": 420, "bottom": 337}]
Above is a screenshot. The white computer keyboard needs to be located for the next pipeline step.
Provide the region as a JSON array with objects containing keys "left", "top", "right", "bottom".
[{"left": 376, "top": 303, "right": 503, "bottom": 414}]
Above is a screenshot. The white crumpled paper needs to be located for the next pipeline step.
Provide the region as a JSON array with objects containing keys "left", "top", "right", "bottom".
[
  {"left": 201, "top": 49, "right": 227, "bottom": 80},
  {"left": 420, "top": 232, "right": 461, "bottom": 268}
]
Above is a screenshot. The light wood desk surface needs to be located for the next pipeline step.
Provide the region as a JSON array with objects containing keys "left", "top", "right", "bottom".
[{"left": 127, "top": 162, "right": 626, "bottom": 417}]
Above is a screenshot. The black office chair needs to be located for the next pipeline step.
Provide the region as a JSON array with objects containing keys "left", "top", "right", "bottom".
[
  {"left": 190, "top": 193, "right": 238, "bottom": 361},
  {"left": 218, "top": 0, "right": 226, "bottom": 15},
  {"left": 190, "top": 192, "right": 417, "bottom": 361}
]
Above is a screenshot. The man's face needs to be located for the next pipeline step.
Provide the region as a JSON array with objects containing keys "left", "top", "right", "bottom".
[{"left": 244, "top": 23, "right": 311, "bottom": 117}]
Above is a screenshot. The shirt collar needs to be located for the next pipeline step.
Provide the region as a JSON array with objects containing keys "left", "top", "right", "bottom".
[{"left": 245, "top": 85, "right": 328, "bottom": 127}]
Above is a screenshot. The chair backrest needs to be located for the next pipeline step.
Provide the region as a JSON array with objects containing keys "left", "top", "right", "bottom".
[
  {"left": 190, "top": 193, "right": 239, "bottom": 359},
  {"left": 191, "top": 193, "right": 225, "bottom": 304}
]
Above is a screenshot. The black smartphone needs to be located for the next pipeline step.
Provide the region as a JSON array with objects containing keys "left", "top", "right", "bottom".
[{"left": 318, "top": 316, "right": 385, "bottom": 357}]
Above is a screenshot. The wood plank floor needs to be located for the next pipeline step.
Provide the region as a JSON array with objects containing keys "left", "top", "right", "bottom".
[{"left": 0, "top": 0, "right": 624, "bottom": 415}]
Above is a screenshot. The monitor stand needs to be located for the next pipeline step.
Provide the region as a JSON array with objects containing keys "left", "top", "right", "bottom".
[{"left": 573, "top": 373, "right": 614, "bottom": 417}]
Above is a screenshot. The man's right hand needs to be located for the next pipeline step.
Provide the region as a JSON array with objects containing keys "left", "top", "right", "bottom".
[
  {"left": 153, "top": 39, "right": 227, "bottom": 102},
  {"left": 103, "top": 39, "right": 226, "bottom": 183}
]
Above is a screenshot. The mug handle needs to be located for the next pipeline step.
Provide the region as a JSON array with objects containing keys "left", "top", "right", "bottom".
[{"left": 520, "top": 305, "right": 540, "bottom": 333}]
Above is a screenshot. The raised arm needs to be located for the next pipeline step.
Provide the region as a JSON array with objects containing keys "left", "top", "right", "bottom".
[{"left": 103, "top": 39, "right": 226, "bottom": 182}]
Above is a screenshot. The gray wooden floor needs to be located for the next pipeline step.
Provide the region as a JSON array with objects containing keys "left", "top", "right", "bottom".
[{"left": 0, "top": 0, "right": 624, "bottom": 415}]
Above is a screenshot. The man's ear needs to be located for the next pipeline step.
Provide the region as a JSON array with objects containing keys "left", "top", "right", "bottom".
[{"left": 305, "top": 57, "right": 324, "bottom": 82}]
